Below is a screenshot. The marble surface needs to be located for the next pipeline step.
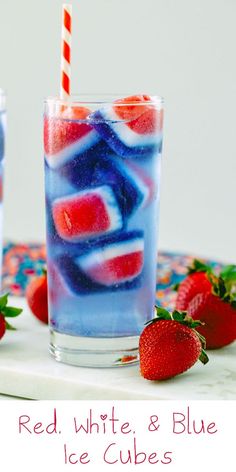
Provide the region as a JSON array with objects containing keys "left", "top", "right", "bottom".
[{"left": 0, "top": 297, "right": 235, "bottom": 400}]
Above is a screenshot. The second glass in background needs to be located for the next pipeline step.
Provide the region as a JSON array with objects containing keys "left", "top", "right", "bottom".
[{"left": 0, "top": 90, "right": 5, "bottom": 289}]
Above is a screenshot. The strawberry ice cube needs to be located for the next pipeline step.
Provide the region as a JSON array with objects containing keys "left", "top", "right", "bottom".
[
  {"left": 56, "top": 231, "right": 144, "bottom": 294},
  {"left": 91, "top": 95, "right": 163, "bottom": 157},
  {"left": 60, "top": 153, "right": 146, "bottom": 217},
  {"left": 58, "top": 140, "right": 110, "bottom": 188},
  {"left": 44, "top": 106, "right": 100, "bottom": 169},
  {"left": 52, "top": 186, "right": 123, "bottom": 242},
  {"left": 100, "top": 158, "right": 144, "bottom": 216},
  {"left": 77, "top": 233, "right": 144, "bottom": 286}
]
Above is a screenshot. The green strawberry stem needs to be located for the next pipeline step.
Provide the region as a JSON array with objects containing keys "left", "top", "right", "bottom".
[
  {"left": 173, "top": 283, "right": 180, "bottom": 292},
  {"left": 220, "top": 265, "right": 236, "bottom": 293},
  {"left": 0, "top": 293, "right": 23, "bottom": 330},
  {"left": 4, "top": 320, "right": 16, "bottom": 331},
  {"left": 220, "top": 264, "right": 236, "bottom": 281},
  {"left": 187, "top": 259, "right": 213, "bottom": 275},
  {"left": 148, "top": 306, "right": 209, "bottom": 365},
  {"left": 208, "top": 275, "right": 236, "bottom": 307},
  {"left": 0, "top": 293, "right": 9, "bottom": 310},
  {"left": 188, "top": 260, "right": 236, "bottom": 295},
  {"left": 173, "top": 259, "right": 213, "bottom": 292},
  {"left": 199, "top": 349, "right": 209, "bottom": 365},
  {"left": 176, "top": 257, "right": 236, "bottom": 306}
]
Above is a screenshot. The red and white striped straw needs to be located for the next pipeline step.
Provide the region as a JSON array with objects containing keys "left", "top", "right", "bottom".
[{"left": 60, "top": 4, "right": 72, "bottom": 100}]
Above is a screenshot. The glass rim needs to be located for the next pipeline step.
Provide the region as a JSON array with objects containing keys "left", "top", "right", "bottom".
[{"left": 44, "top": 93, "right": 164, "bottom": 107}]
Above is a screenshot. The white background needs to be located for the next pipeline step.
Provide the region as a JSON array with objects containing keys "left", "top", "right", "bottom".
[
  {"left": 0, "top": 0, "right": 236, "bottom": 262},
  {"left": 0, "top": 401, "right": 234, "bottom": 471}
]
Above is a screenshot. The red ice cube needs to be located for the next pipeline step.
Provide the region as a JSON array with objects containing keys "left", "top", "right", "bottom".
[
  {"left": 113, "top": 95, "right": 163, "bottom": 135},
  {"left": 52, "top": 186, "right": 123, "bottom": 242},
  {"left": 77, "top": 236, "right": 144, "bottom": 286},
  {"left": 44, "top": 106, "right": 100, "bottom": 168}
]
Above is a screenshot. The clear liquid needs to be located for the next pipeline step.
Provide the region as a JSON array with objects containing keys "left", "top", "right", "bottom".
[{"left": 45, "top": 111, "right": 162, "bottom": 338}]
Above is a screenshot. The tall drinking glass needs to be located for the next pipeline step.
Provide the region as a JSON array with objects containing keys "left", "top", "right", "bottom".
[
  {"left": 44, "top": 94, "right": 163, "bottom": 367},
  {"left": 0, "top": 90, "right": 5, "bottom": 288}
]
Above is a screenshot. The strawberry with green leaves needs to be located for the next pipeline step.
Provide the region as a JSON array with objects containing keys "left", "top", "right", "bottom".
[
  {"left": 0, "top": 293, "right": 23, "bottom": 340},
  {"left": 188, "top": 276, "right": 236, "bottom": 349},
  {"left": 175, "top": 259, "right": 213, "bottom": 311},
  {"left": 139, "top": 307, "right": 208, "bottom": 381},
  {"left": 175, "top": 259, "right": 236, "bottom": 349}
]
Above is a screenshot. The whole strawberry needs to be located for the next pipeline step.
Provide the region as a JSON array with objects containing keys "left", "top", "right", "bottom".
[
  {"left": 26, "top": 271, "right": 48, "bottom": 324},
  {"left": 175, "top": 259, "right": 212, "bottom": 311},
  {"left": 139, "top": 307, "right": 208, "bottom": 380},
  {"left": 188, "top": 277, "right": 236, "bottom": 349},
  {"left": 0, "top": 293, "right": 23, "bottom": 340},
  {"left": 0, "top": 313, "right": 6, "bottom": 339}
]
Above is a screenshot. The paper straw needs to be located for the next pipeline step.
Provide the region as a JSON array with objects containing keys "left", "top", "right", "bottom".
[{"left": 60, "top": 4, "right": 72, "bottom": 100}]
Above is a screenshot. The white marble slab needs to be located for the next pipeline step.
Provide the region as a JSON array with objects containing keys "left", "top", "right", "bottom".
[{"left": 0, "top": 297, "right": 235, "bottom": 400}]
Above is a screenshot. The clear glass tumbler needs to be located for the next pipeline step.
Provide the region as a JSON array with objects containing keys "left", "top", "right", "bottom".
[
  {"left": 0, "top": 90, "right": 5, "bottom": 289},
  {"left": 44, "top": 94, "right": 163, "bottom": 367}
]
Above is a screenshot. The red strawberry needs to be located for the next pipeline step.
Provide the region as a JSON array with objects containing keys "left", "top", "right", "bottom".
[
  {"left": 188, "top": 280, "right": 236, "bottom": 349},
  {"left": 0, "top": 313, "right": 6, "bottom": 339},
  {"left": 26, "top": 272, "right": 48, "bottom": 324},
  {"left": 175, "top": 259, "right": 213, "bottom": 310},
  {"left": 0, "top": 293, "right": 23, "bottom": 340},
  {"left": 139, "top": 307, "right": 208, "bottom": 380}
]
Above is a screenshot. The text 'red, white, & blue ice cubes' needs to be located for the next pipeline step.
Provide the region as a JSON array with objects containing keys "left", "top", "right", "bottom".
[{"left": 44, "top": 95, "right": 163, "bottom": 336}]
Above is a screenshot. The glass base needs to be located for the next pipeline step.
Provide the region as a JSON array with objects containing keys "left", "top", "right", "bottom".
[{"left": 49, "top": 329, "right": 140, "bottom": 367}]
